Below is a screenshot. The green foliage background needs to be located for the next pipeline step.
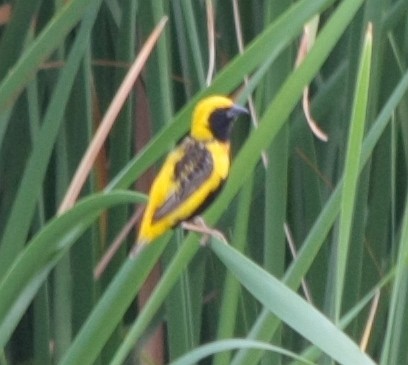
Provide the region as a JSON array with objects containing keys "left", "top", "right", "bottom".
[{"left": 0, "top": 0, "right": 408, "bottom": 364}]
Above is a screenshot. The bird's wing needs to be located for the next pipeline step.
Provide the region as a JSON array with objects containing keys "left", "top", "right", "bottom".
[{"left": 152, "top": 138, "right": 213, "bottom": 222}]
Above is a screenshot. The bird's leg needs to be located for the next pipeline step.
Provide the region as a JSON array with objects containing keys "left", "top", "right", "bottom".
[{"left": 181, "top": 216, "right": 227, "bottom": 246}]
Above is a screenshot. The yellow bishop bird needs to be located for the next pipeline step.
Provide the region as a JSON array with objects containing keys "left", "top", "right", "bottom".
[{"left": 134, "top": 95, "right": 248, "bottom": 252}]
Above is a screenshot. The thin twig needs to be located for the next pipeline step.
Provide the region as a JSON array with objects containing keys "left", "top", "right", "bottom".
[
  {"left": 295, "top": 17, "right": 328, "bottom": 142},
  {"left": 232, "top": 0, "right": 268, "bottom": 168},
  {"left": 58, "top": 17, "right": 168, "bottom": 214},
  {"left": 284, "top": 222, "right": 313, "bottom": 304},
  {"left": 295, "top": 147, "right": 334, "bottom": 189},
  {"left": 94, "top": 207, "right": 144, "bottom": 279},
  {"left": 360, "top": 289, "right": 380, "bottom": 351},
  {"left": 206, "top": 0, "right": 215, "bottom": 86}
]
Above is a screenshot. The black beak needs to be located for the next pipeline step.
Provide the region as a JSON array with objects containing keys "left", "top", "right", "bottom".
[{"left": 226, "top": 104, "right": 249, "bottom": 119}]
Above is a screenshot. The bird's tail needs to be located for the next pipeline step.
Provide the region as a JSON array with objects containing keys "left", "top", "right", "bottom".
[{"left": 129, "top": 240, "right": 148, "bottom": 259}]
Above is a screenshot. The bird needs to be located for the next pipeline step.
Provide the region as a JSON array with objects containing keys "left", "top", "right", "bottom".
[{"left": 131, "top": 95, "right": 248, "bottom": 256}]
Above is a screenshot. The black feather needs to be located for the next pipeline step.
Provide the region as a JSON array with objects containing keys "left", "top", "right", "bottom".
[{"left": 152, "top": 137, "right": 214, "bottom": 222}]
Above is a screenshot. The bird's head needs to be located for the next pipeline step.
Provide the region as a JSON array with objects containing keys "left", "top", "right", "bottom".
[{"left": 190, "top": 95, "right": 248, "bottom": 142}]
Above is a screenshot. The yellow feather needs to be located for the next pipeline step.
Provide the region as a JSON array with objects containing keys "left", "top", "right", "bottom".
[{"left": 136, "top": 95, "right": 247, "bottom": 246}]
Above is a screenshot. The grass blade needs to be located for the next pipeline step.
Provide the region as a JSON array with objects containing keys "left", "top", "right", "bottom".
[
  {"left": 0, "top": 191, "right": 143, "bottom": 348},
  {"left": 210, "top": 238, "right": 376, "bottom": 365},
  {"left": 335, "top": 23, "right": 373, "bottom": 321}
]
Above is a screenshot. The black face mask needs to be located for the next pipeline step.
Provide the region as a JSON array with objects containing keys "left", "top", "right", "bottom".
[{"left": 209, "top": 105, "right": 248, "bottom": 141}]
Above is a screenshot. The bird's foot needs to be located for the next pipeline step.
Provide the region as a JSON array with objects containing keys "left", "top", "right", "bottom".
[{"left": 181, "top": 216, "right": 227, "bottom": 246}]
